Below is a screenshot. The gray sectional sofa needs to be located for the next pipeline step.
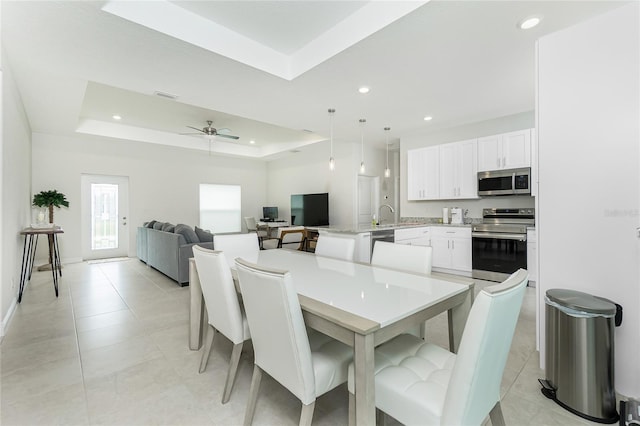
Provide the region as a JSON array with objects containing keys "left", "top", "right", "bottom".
[{"left": 137, "top": 221, "right": 213, "bottom": 286}]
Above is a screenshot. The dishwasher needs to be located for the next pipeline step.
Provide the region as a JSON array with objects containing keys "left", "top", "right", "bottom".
[{"left": 370, "top": 229, "right": 395, "bottom": 258}]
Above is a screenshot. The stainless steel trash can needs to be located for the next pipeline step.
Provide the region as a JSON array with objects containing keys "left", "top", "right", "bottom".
[{"left": 539, "top": 289, "right": 622, "bottom": 424}]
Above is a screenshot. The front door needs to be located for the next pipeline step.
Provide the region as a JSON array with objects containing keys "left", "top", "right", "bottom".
[{"left": 81, "top": 174, "right": 129, "bottom": 260}]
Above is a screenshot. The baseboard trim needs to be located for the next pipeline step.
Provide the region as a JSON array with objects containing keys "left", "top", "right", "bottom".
[{"left": 1, "top": 296, "right": 17, "bottom": 340}]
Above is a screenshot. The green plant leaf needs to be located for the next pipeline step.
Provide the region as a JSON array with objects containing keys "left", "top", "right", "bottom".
[{"left": 32, "top": 190, "right": 70, "bottom": 208}]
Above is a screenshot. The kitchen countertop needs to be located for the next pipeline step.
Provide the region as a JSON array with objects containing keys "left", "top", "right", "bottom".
[{"left": 312, "top": 222, "right": 474, "bottom": 234}]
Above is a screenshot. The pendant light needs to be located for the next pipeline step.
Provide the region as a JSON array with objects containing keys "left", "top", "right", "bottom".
[
  {"left": 328, "top": 108, "right": 335, "bottom": 171},
  {"left": 359, "top": 118, "right": 366, "bottom": 174},
  {"left": 384, "top": 127, "right": 391, "bottom": 178}
]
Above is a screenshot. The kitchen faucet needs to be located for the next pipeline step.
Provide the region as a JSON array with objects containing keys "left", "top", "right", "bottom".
[{"left": 378, "top": 204, "right": 396, "bottom": 224}]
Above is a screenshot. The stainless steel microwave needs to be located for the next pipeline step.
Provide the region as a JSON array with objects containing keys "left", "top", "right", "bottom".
[{"left": 478, "top": 167, "right": 531, "bottom": 196}]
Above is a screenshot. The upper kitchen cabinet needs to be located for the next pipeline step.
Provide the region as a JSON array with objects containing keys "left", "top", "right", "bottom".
[
  {"left": 408, "top": 146, "right": 439, "bottom": 200},
  {"left": 439, "top": 139, "right": 478, "bottom": 199},
  {"left": 477, "top": 129, "right": 532, "bottom": 172}
]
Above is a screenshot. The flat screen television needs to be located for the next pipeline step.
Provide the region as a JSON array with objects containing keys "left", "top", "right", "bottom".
[
  {"left": 262, "top": 206, "right": 278, "bottom": 221},
  {"left": 290, "top": 193, "right": 329, "bottom": 226}
]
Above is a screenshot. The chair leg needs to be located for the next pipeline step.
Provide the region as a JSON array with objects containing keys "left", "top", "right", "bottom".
[
  {"left": 199, "top": 325, "right": 216, "bottom": 373},
  {"left": 489, "top": 401, "right": 506, "bottom": 426},
  {"left": 348, "top": 392, "right": 355, "bottom": 426},
  {"left": 222, "top": 342, "right": 244, "bottom": 404},
  {"left": 243, "top": 365, "right": 263, "bottom": 426},
  {"left": 299, "top": 401, "right": 315, "bottom": 426}
]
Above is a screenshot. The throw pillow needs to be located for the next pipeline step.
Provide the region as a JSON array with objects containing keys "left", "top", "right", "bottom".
[
  {"left": 153, "top": 221, "right": 164, "bottom": 230},
  {"left": 175, "top": 224, "right": 199, "bottom": 244},
  {"left": 195, "top": 226, "right": 213, "bottom": 243},
  {"left": 161, "top": 222, "right": 175, "bottom": 232},
  {"left": 146, "top": 220, "right": 157, "bottom": 228}
]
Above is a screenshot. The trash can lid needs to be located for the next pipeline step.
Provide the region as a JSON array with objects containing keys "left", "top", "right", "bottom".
[{"left": 546, "top": 289, "right": 616, "bottom": 315}]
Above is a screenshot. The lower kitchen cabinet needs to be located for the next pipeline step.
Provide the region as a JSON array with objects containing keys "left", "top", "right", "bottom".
[
  {"left": 394, "top": 227, "right": 431, "bottom": 246},
  {"left": 431, "top": 227, "right": 472, "bottom": 274}
]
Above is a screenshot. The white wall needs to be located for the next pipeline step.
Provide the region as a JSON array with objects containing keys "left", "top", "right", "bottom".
[
  {"left": 400, "top": 111, "right": 535, "bottom": 219},
  {"left": 537, "top": 2, "right": 639, "bottom": 397},
  {"left": 267, "top": 139, "right": 390, "bottom": 229},
  {"left": 31, "top": 133, "right": 268, "bottom": 263},
  {"left": 1, "top": 53, "right": 33, "bottom": 336}
]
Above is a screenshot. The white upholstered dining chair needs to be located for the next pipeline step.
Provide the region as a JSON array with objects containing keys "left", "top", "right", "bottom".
[
  {"left": 213, "top": 233, "right": 260, "bottom": 269},
  {"left": 192, "top": 246, "right": 251, "bottom": 404},
  {"left": 235, "top": 258, "right": 353, "bottom": 426},
  {"left": 347, "top": 268, "right": 529, "bottom": 426},
  {"left": 314, "top": 234, "right": 355, "bottom": 261},
  {"left": 370, "top": 240, "right": 432, "bottom": 275},
  {"left": 243, "top": 217, "right": 271, "bottom": 248}
]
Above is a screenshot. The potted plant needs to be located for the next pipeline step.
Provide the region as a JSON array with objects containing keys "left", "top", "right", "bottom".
[{"left": 32, "top": 190, "right": 70, "bottom": 224}]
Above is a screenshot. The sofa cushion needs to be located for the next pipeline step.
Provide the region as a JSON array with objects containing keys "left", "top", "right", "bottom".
[
  {"left": 175, "top": 224, "right": 199, "bottom": 243},
  {"left": 162, "top": 222, "right": 175, "bottom": 233},
  {"left": 195, "top": 226, "right": 213, "bottom": 243},
  {"left": 146, "top": 220, "right": 157, "bottom": 228},
  {"left": 153, "top": 221, "right": 165, "bottom": 230}
]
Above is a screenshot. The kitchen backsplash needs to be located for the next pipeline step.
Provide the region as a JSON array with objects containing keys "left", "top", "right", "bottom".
[{"left": 400, "top": 216, "right": 482, "bottom": 225}]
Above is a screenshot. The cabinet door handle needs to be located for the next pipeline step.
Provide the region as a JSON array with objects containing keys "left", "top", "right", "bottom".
[
  {"left": 452, "top": 240, "right": 455, "bottom": 250},
  {"left": 503, "top": 157, "right": 506, "bottom": 167},
  {"left": 447, "top": 240, "right": 450, "bottom": 249}
]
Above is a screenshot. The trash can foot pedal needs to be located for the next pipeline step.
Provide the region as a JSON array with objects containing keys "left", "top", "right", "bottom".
[
  {"left": 539, "top": 378, "right": 619, "bottom": 424},
  {"left": 538, "top": 379, "right": 556, "bottom": 400}
]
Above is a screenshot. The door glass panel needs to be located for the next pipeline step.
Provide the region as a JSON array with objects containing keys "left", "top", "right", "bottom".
[{"left": 91, "top": 183, "right": 118, "bottom": 250}]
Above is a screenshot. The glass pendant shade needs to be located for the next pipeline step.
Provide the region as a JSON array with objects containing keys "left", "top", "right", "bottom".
[
  {"left": 359, "top": 118, "right": 366, "bottom": 174},
  {"left": 328, "top": 108, "right": 335, "bottom": 171},
  {"left": 384, "top": 127, "right": 391, "bottom": 178}
]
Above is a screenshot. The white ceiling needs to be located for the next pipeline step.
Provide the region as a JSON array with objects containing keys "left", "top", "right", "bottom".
[{"left": 1, "top": 1, "right": 627, "bottom": 159}]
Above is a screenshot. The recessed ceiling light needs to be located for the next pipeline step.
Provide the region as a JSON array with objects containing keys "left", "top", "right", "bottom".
[
  {"left": 358, "top": 86, "right": 370, "bottom": 94},
  {"left": 249, "top": 140, "right": 255, "bottom": 144},
  {"left": 518, "top": 15, "right": 542, "bottom": 30},
  {"left": 423, "top": 116, "right": 433, "bottom": 121},
  {"left": 112, "top": 114, "right": 122, "bottom": 120}
]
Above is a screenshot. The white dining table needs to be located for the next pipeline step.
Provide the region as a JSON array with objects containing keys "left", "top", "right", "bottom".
[{"left": 188, "top": 249, "right": 474, "bottom": 426}]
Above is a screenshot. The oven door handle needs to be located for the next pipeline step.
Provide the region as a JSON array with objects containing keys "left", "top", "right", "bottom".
[{"left": 472, "top": 232, "right": 526, "bottom": 241}]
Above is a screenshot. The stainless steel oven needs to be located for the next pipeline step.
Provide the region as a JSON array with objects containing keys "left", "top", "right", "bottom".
[{"left": 472, "top": 208, "right": 534, "bottom": 282}]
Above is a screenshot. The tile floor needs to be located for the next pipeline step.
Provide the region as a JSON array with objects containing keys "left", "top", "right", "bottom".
[{"left": 1, "top": 258, "right": 600, "bottom": 425}]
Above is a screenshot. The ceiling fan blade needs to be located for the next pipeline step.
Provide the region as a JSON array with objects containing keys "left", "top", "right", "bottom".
[
  {"left": 186, "top": 126, "right": 205, "bottom": 133},
  {"left": 217, "top": 134, "right": 240, "bottom": 140},
  {"left": 179, "top": 132, "right": 205, "bottom": 135}
]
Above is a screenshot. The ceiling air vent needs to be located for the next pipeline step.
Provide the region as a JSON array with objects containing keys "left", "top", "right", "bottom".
[{"left": 154, "top": 91, "right": 178, "bottom": 100}]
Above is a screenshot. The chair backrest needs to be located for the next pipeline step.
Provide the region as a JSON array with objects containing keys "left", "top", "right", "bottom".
[
  {"left": 277, "top": 226, "right": 306, "bottom": 249},
  {"left": 235, "top": 258, "right": 316, "bottom": 405},
  {"left": 314, "top": 235, "right": 355, "bottom": 261},
  {"left": 213, "top": 233, "right": 260, "bottom": 269},
  {"left": 244, "top": 217, "right": 257, "bottom": 232},
  {"left": 192, "top": 246, "right": 246, "bottom": 344},
  {"left": 441, "top": 268, "right": 529, "bottom": 425},
  {"left": 371, "top": 241, "right": 432, "bottom": 275}
]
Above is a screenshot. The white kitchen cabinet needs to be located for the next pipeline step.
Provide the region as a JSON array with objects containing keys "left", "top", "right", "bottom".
[
  {"left": 407, "top": 146, "right": 439, "bottom": 200},
  {"left": 394, "top": 227, "right": 431, "bottom": 246},
  {"left": 527, "top": 228, "right": 537, "bottom": 283},
  {"left": 439, "top": 139, "right": 478, "bottom": 199},
  {"left": 477, "top": 129, "right": 532, "bottom": 172},
  {"left": 430, "top": 227, "right": 472, "bottom": 273}
]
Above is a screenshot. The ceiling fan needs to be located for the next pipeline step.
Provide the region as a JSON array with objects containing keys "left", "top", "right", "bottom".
[{"left": 182, "top": 120, "right": 239, "bottom": 140}]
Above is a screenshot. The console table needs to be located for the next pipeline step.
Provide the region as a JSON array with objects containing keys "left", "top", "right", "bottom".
[{"left": 18, "top": 226, "right": 64, "bottom": 303}]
